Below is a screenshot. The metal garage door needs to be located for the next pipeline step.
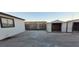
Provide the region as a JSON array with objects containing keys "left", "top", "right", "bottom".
[
  {"left": 72, "top": 22, "right": 79, "bottom": 32},
  {"left": 25, "top": 23, "right": 46, "bottom": 30},
  {"left": 52, "top": 23, "right": 61, "bottom": 32}
]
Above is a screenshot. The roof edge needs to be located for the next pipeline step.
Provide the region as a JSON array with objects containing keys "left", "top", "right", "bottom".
[{"left": 0, "top": 12, "right": 25, "bottom": 20}]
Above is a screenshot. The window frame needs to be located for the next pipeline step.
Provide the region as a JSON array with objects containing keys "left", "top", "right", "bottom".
[{"left": 0, "top": 16, "right": 15, "bottom": 28}]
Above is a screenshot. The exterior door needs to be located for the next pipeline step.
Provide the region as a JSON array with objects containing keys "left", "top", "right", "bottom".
[
  {"left": 52, "top": 23, "right": 61, "bottom": 32},
  {"left": 72, "top": 22, "right": 79, "bottom": 31}
]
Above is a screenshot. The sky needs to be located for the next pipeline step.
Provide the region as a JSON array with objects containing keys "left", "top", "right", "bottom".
[{"left": 6, "top": 12, "right": 79, "bottom": 22}]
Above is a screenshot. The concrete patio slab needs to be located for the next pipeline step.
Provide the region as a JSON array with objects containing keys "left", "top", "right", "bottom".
[{"left": 0, "top": 31, "right": 79, "bottom": 47}]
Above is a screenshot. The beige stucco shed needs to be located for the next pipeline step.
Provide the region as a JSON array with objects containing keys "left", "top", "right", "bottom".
[{"left": 47, "top": 20, "right": 67, "bottom": 32}]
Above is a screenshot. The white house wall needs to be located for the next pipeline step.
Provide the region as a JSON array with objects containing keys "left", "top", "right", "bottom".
[
  {"left": 0, "top": 18, "right": 25, "bottom": 40},
  {"left": 14, "top": 18, "right": 25, "bottom": 34}
]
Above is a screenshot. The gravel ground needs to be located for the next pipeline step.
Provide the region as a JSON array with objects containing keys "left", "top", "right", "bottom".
[{"left": 0, "top": 31, "right": 79, "bottom": 47}]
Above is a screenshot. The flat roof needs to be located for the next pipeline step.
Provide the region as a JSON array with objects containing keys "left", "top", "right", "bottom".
[{"left": 0, "top": 12, "right": 25, "bottom": 20}]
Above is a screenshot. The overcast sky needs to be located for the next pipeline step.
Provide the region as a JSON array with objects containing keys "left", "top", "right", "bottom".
[{"left": 6, "top": 12, "right": 79, "bottom": 22}]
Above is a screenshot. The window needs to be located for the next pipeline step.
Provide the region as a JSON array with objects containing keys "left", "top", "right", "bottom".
[{"left": 0, "top": 17, "right": 15, "bottom": 28}]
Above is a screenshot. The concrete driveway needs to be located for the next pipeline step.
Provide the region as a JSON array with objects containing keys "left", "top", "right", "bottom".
[{"left": 0, "top": 31, "right": 79, "bottom": 47}]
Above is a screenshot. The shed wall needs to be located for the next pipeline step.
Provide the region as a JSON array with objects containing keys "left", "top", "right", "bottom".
[
  {"left": 67, "top": 22, "right": 73, "bottom": 32},
  {"left": 47, "top": 23, "right": 52, "bottom": 32},
  {"left": 61, "top": 22, "right": 67, "bottom": 32}
]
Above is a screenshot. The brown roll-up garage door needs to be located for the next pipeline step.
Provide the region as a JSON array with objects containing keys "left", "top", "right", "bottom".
[
  {"left": 52, "top": 23, "right": 61, "bottom": 32},
  {"left": 72, "top": 22, "right": 79, "bottom": 31},
  {"left": 25, "top": 23, "right": 46, "bottom": 30}
]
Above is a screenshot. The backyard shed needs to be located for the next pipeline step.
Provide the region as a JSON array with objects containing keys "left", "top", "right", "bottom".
[
  {"left": 25, "top": 21, "right": 47, "bottom": 30},
  {"left": 67, "top": 19, "right": 79, "bottom": 32},
  {"left": 47, "top": 20, "right": 67, "bottom": 32},
  {"left": 0, "top": 12, "right": 25, "bottom": 40}
]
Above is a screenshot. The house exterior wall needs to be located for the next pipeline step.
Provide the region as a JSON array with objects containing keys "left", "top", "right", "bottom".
[
  {"left": 0, "top": 15, "right": 25, "bottom": 40},
  {"left": 47, "top": 23, "right": 52, "bottom": 32}
]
